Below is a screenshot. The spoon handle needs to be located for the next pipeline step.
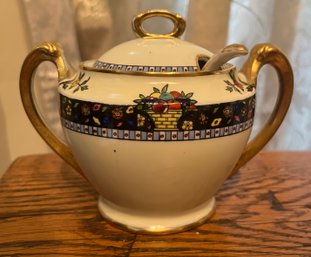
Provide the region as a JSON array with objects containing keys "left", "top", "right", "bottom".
[{"left": 202, "top": 44, "right": 248, "bottom": 71}]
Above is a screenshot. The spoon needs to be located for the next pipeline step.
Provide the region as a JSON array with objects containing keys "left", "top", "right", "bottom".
[{"left": 199, "top": 44, "right": 248, "bottom": 72}]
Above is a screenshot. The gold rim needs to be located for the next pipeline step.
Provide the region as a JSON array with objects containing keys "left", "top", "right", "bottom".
[
  {"left": 103, "top": 208, "right": 215, "bottom": 235},
  {"left": 132, "top": 10, "right": 186, "bottom": 38},
  {"left": 98, "top": 198, "right": 216, "bottom": 235},
  {"left": 80, "top": 63, "right": 235, "bottom": 77}
]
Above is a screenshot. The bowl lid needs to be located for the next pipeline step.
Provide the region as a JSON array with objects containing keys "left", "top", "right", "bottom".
[{"left": 81, "top": 10, "right": 233, "bottom": 76}]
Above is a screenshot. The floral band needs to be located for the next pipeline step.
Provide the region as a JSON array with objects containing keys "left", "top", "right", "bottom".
[{"left": 60, "top": 85, "right": 255, "bottom": 141}]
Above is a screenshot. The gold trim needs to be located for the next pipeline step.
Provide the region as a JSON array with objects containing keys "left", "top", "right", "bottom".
[
  {"left": 231, "top": 43, "right": 294, "bottom": 176},
  {"left": 19, "top": 42, "right": 84, "bottom": 178},
  {"left": 98, "top": 198, "right": 216, "bottom": 235},
  {"left": 37, "top": 42, "right": 69, "bottom": 81},
  {"left": 132, "top": 10, "right": 186, "bottom": 38},
  {"left": 80, "top": 62, "right": 235, "bottom": 77}
]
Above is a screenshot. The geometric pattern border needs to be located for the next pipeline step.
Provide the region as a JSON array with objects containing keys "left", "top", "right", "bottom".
[
  {"left": 93, "top": 60, "right": 199, "bottom": 73},
  {"left": 62, "top": 118, "right": 253, "bottom": 141}
]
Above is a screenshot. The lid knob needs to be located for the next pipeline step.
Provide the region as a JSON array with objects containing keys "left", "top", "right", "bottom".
[{"left": 132, "top": 10, "right": 186, "bottom": 38}]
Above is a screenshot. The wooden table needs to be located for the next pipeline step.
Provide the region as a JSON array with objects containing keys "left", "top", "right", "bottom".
[{"left": 0, "top": 152, "right": 310, "bottom": 256}]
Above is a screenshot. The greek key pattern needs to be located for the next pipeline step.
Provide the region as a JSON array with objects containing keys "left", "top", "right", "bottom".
[
  {"left": 93, "top": 60, "right": 198, "bottom": 73},
  {"left": 62, "top": 118, "right": 253, "bottom": 141}
]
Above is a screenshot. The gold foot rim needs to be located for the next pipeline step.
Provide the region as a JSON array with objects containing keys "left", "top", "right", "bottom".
[{"left": 98, "top": 197, "right": 216, "bottom": 235}]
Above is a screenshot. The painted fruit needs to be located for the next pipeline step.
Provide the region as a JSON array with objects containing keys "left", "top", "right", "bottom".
[
  {"left": 168, "top": 100, "right": 181, "bottom": 109},
  {"left": 153, "top": 100, "right": 168, "bottom": 113},
  {"left": 159, "top": 93, "right": 174, "bottom": 101},
  {"left": 150, "top": 92, "right": 161, "bottom": 98},
  {"left": 170, "top": 91, "right": 182, "bottom": 98}
]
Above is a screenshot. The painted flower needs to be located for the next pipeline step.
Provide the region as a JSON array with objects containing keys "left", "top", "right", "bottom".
[
  {"left": 240, "top": 107, "right": 247, "bottom": 117},
  {"left": 59, "top": 72, "right": 90, "bottom": 93},
  {"left": 92, "top": 103, "right": 101, "bottom": 111},
  {"left": 199, "top": 113, "right": 208, "bottom": 125},
  {"left": 65, "top": 105, "right": 72, "bottom": 116},
  {"left": 182, "top": 120, "right": 193, "bottom": 130},
  {"left": 137, "top": 114, "right": 146, "bottom": 127},
  {"left": 126, "top": 106, "right": 134, "bottom": 114},
  {"left": 223, "top": 106, "right": 233, "bottom": 118},
  {"left": 112, "top": 108, "right": 123, "bottom": 120},
  {"left": 81, "top": 104, "right": 90, "bottom": 116}
]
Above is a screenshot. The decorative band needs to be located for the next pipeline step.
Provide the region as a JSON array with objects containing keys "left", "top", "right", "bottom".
[
  {"left": 62, "top": 118, "right": 253, "bottom": 141},
  {"left": 93, "top": 60, "right": 199, "bottom": 73}
]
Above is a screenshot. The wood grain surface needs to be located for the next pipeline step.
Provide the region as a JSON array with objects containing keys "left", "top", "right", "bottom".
[{"left": 0, "top": 152, "right": 310, "bottom": 257}]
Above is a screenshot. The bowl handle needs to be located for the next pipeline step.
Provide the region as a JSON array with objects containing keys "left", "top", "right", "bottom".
[
  {"left": 20, "top": 42, "right": 84, "bottom": 177},
  {"left": 231, "top": 43, "right": 294, "bottom": 176}
]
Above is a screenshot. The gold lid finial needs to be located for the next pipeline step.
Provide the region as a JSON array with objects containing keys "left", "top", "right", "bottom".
[{"left": 132, "top": 10, "right": 186, "bottom": 38}]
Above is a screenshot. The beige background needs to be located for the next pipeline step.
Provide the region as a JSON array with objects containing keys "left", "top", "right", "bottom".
[{"left": 0, "top": 0, "right": 49, "bottom": 176}]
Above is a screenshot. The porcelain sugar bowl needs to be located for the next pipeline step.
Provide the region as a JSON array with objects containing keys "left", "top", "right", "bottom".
[{"left": 20, "top": 10, "right": 293, "bottom": 234}]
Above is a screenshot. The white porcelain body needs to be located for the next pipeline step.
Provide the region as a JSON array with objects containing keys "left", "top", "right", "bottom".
[
  {"left": 58, "top": 70, "right": 255, "bottom": 232},
  {"left": 63, "top": 127, "right": 251, "bottom": 215},
  {"left": 59, "top": 70, "right": 253, "bottom": 105}
]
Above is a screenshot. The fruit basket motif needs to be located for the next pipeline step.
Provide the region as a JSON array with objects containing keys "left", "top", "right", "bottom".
[{"left": 134, "top": 85, "right": 197, "bottom": 130}]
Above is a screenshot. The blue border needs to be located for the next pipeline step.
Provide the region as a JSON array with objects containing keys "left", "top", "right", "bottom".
[{"left": 62, "top": 118, "right": 253, "bottom": 141}]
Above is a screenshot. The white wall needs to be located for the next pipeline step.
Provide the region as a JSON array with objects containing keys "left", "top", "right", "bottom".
[{"left": 0, "top": 0, "right": 49, "bottom": 176}]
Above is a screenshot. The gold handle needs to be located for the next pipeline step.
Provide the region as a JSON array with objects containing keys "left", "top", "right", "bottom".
[
  {"left": 231, "top": 43, "right": 294, "bottom": 175},
  {"left": 132, "top": 10, "right": 186, "bottom": 38},
  {"left": 20, "top": 42, "right": 84, "bottom": 176}
]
